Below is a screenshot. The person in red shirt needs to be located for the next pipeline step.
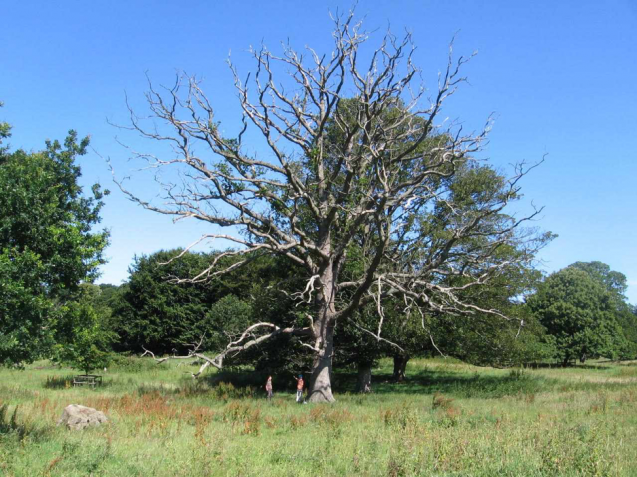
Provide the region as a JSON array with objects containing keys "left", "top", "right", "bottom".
[{"left": 295, "top": 374, "right": 304, "bottom": 403}]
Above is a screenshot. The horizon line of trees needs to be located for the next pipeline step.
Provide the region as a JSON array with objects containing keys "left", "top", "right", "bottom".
[{"left": 87, "top": 248, "right": 637, "bottom": 389}]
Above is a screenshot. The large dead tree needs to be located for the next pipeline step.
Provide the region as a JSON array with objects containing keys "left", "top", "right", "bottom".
[{"left": 117, "top": 12, "right": 545, "bottom": 402}]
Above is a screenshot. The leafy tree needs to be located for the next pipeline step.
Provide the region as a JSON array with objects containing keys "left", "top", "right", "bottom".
[
  {"left": 614, "top": 308, "right": 637, "bottom": 359},
  {"left": 528, "top": 268, "right": 626, "bottom": 364},
  {"left": 569, "top": 261, "right": 628, "bottom": 303},
  {"left": 76, "top": 283, "right": 127, "bottom": 349},
  {"left": 333, "top": 159, "right": 553, "bottom": 386},
  {"left": 0, "top": 115, "right": 109, "bottom": 365},
  {"left": 53, "top": 297, "right": 114, "bottom": 375},
  {"left": 0, "top": 133, "right": 108, "bottom": 292},
  {"left": 114, "top": 249, "right": 218, "bottom": 354},
  {"left": 432, "top": 241, "right": 555, "bottom": 367},
  {"left": 202, "top": 295, "right": 254, "bottom": 354},
  {"left": 0, "top": 249, "right": 56, "bottom": 365},
  {"left": 116, "top": 249, "right": 308, "bottom": 362},
  {"left": 568, "top": 261, "right": 637, "bottom": 359},
  {"left": 433, "top": 305, "right": 555, "bottom": 367},
  {"left": 118, "top": 14, "right": 547, "bottom": 401}
]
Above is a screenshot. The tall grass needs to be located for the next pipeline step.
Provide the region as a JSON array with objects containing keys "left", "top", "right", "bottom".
[{"left": 0, "top": 357, "right": 635, "bottom": 475}]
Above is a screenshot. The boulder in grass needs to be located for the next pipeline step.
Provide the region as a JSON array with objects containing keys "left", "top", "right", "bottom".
[{"left": 57, "top": 404, "right": 108, "bottom": 430}]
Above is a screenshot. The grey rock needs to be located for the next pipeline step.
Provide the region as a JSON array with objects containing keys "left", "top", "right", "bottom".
[{"left": 57, "top": 404, "right": 108, "bottom": 430}]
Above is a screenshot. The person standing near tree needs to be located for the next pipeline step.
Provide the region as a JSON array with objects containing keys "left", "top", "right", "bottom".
[
  {"left": 265, "top": 376, "right": 273, "bottom": 400},
  {"left": 295, "top": 374, "right": 304, "bottom": 403}
]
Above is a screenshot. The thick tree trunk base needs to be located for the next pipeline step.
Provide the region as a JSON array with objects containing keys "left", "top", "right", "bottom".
[
  {"left": 392, "top": 354, "right": 409, "bottom": 382},
  {"left": 308, "top": 380, "right": 335, "bottom": 403},
  {"left": 356, "top": 362, "right": 372, "bottom": 393},
  {"left": 308, "top": 348, "right": 336, "bottom": 403},
  {"left": 308, "top": 392, "right": 335, "bottom": 403}
]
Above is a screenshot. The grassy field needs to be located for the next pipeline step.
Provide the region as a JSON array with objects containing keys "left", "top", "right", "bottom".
[{"left": 1, "top": 357, "right": 636, "bottom": 476}]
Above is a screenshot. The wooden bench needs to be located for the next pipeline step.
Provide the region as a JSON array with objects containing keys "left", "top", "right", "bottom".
[{"left": 72, "top": 375, "right": 103, "bottom": 387}]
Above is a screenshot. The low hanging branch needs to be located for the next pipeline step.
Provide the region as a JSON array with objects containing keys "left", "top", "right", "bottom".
[{"left": 142, "top": 323, "right": 313, "bottom": 378}]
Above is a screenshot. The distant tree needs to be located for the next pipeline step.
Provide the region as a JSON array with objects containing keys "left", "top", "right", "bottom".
[
  {"left": 202, "top": 295, "right": 254, "bottom": 354},
  {"left": 53, "top": 294, "right": 114, "bottom": 375},
  {"left": 77, "top": 283, "right": 126, "bottom": 347},
  {"left": 92, "top": 284, "right": 124, "bottom": 312},
  {"left": 231, "top": 256, "right": 311, "bottom": 374},
  {"left": 528, "top": 268, "right": 626, "bottom": 364},
  {"left": 117, "top": 249, "right": 308, "bottom": 362},
  {"left": 432, "top": 243, "right": 555, "bottom": 367},
  {"left": 115, "top": 249, "right": 218, "bottom": 354},
  {"left": 0, "top": 115, "right": 109, "bottom": 365},
  {"left": 434, "top": 305, "right": 554, "bottom": 367},
  {"left": 569, "top": 261, "right": 628, "bottom": 302},
  {"left": 568, "top": 261, "right": 637, "bottom": 359},
  {"left": 614, "top": 308, "right": 637, "bottom": 359}
]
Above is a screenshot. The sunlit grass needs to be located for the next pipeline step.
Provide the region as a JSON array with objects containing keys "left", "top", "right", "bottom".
[{"left": 0, "top": 357, "right": 636, "bottom": 476}]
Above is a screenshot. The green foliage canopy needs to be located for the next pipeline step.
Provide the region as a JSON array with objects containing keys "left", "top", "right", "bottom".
[
  {"left": 567, "top": 261, "right": 636, "bottom": 359},
  {"left": 528, "top": 267, "right": 627, "bottom": 364},
  {"left": 0, "top": 118, "right": 109, "bottom": 365},
  {"left": 114, "top": 249, "right": 308, "bottom": 363},
  {"left": 53, "top": 288, "right": 115, "bottom": 375}
]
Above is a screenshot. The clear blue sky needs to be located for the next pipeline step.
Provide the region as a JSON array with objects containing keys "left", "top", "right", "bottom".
[{"left": 2, "top": 0, "right": 636, "bottom": 303}]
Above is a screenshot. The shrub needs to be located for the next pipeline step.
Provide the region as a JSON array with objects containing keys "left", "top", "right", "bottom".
[
  {"left": 381, "top": 402, "right": 417, "bottom": 429},
  {"left": 432, "top": 392, "right": 454, "bottom": 410},
  {"left": 211, "top": 382, "right": 255, "bottom": 401}
]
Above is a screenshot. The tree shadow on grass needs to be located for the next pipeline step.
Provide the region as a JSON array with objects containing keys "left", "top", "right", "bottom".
[
  {"left": 196, "top": 368, "right": 305, "bottom": 394},
  {"left": 175, "top": 364, "right": 631, "bottom": 401},
  {"left": 332, "top": 367, "right": 630, "bottom": 399},
  {"left": 43, "top": 374, "right": 112, "bottom": 390},
  {"left": 331, "top": 369, "right": 552, "bottom": 399}
]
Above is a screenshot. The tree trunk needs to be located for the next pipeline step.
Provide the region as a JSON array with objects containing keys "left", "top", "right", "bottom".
[
  {"left": 392, "top": 354, "right": 409, "bottom": 382},
  {"left": 308, "top": 318, "right": 336, "bottom": 402},
  {"left": 307, "top": 262, "right": 337, "bottom": 403},
  {"left": 356, "top": 361, "right": 372, "bottom": 393}
]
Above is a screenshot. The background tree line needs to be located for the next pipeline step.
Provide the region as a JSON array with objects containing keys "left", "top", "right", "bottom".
[{"left": 82, "top": 249, "right": 637, "bottom": 388}]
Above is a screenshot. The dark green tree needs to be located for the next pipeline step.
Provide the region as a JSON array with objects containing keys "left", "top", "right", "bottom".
[
  {"left": 567, "top": 261, "right": 637, "bottom": 359},
  {"left": 0, "top": 116, "right": 109, "bottom": 365},
  {"left": 53, "top": 288, "right": 115, "bottom": 375},
  {"left": 117, "top": 249, "right": 309, "bottom": 363},
  {"left": 528, "top": 268, "right": 626, "bottom": 364},
  {"left": 115, "top": 249, "right": 219, "bottom": 354}
]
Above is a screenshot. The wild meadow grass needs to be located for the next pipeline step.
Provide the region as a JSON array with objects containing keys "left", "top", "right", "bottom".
[{"left": 1, "top": 357, "right": 636, "bottom": 476}]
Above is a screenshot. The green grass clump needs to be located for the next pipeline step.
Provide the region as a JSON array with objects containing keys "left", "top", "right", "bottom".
[{"left": 0, "top": 357, "right": 635, "bottom": 476}]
